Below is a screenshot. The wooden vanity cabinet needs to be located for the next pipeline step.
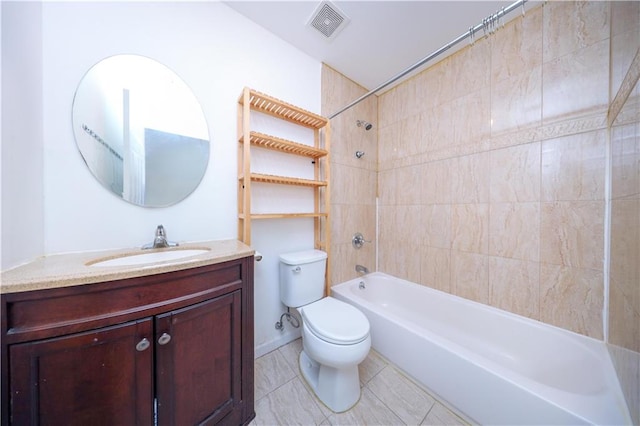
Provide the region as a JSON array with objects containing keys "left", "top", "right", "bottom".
[
  {"left": 9, "top": 318, "right": 155, "bottom": 425},
  {"left": 0, "top": 257, "right": 255, "bottom": 426}
]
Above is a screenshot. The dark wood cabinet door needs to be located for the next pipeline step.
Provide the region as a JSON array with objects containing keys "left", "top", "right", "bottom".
[
  {"left": 8, "top": 319, "right": 153, "bottom": 426},
  {"left": 155, "top": 291, "right": 242, "bottom": 426}
]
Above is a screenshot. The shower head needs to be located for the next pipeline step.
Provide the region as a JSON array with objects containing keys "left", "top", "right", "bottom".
[{"left": 356, "top": 120, "right": 373, "bottom": 131}]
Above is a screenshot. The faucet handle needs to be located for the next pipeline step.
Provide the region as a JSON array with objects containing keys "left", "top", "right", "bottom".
[
  {"left": 352, "top": 232, "right": 371, "bottom": 249},
  {"left": 142, "top": 225, "right": 178, "bottom": 249}
]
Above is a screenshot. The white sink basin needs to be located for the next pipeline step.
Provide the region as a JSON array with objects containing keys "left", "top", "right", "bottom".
[{"left": 88, "top": 249, "right": 210, "bottom": 267}]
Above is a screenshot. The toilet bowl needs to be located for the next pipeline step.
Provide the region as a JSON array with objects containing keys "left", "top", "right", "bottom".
[
  {"left": 279, "top": 250, "right": 371, "bottom": 412},
  {"left": 298, "top": 297, "right": 371, "bottom": 412}
]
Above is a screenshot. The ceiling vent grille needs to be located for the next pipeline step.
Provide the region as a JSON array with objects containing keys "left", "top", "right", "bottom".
[{"left": 307, "top": 1, "right": 350, "bottom": 41}]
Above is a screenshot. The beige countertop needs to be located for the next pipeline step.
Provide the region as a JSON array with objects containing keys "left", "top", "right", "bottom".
[{"left": 1, "top": 239, "right": 254, "bottom": 294}]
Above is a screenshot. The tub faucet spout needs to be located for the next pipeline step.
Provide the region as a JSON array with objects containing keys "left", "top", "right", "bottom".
[
  {"left": 142, "top": 224, "right": 179, "bottom": 249},
  {"left": 355, "top": 264, "right": 369, "bottom": 275}
]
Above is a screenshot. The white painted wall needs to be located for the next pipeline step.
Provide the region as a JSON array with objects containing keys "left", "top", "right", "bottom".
[
  {"left": 1, "top": 1, "right": 45, "bottom": 270},
  {"left": 0, "top": 2, "right": 2, "bottom": 273},
  {"left": 3, "top": 1, "right": 322, "bottom": 355}
]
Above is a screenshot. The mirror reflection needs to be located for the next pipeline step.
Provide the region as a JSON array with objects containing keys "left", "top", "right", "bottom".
[{"left": 72, "top": 55, "right": 210, "bottom": 207}]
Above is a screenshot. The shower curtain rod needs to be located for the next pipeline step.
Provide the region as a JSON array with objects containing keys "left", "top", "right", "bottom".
[{"left": 328, "top": 0, "right": 527, "bottom": 119}]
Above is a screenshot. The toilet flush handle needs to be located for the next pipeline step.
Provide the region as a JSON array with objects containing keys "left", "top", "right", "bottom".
[{"left": 293, "top": 266, "right": 301, "bottom": 273}]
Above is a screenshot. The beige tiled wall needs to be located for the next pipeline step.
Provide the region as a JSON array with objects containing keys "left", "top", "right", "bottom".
[
  {"left": 322, "top": 66, "right": 377, "bottom": 285},
  {"left": 322, "top": 2, "right": 639, "bottom": 421},
  {"left": 608, "top": 1, "right": 640, "bottom": 423},
  {"left": 377, "top": 2, "right": 609, "bottom": 339}
]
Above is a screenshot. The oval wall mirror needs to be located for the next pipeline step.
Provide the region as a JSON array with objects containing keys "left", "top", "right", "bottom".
[{"left": 72, "top": 55, "right": 210, "bottom": 207}]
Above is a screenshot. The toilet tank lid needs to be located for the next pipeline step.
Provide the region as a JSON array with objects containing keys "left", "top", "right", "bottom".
[{"left": 279, "top": 249, "right": 327, "bottom": 265}]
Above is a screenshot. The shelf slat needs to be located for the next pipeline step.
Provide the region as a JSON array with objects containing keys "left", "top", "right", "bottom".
[
  {"left": 240, "top": 173, "right": 327, "bottom": 187},
  {"left": 239, "top": 212, "right": 328, "bottom": 220},
  {"left": 241, "top": 131, "right": 328, "bottom": 159},
  {"left": 238, "top": 88, "right": 328, "bottom": 129}
]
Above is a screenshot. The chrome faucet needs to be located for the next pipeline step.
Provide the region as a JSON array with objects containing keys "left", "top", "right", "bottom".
[
  {"left": 355, "top": 264, "right": 369, "bottom": 275},
  {"left": 142, "top": 225, "right": 178, "bottom": 249}
]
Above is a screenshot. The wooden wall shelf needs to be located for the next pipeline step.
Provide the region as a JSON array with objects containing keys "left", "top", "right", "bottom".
[
  {"left": 241, "top": 173, "right": 327, "bottom": 187},
  {"left": 242, "top": 131, "right": 328, "bottom": 158},
  {"left": 239, "top": 213, "right": 328, "bottom": 220},
  {"left": 237, "top": 87, "right": 331, "bottom": 292},
  {"left": 238, "top": 89, "right": 328, "bottom": 129}
]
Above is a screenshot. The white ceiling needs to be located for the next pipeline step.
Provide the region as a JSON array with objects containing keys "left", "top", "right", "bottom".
[{"left": 225, "top": 1, "right": 523, "bottom": 93}]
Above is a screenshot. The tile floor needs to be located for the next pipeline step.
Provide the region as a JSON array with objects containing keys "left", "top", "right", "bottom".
[{"left": 251, "top": 339, "right": 471, "bottom": 425}]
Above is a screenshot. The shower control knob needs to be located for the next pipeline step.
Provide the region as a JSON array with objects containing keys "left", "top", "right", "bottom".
[
  {"left": 157, "top": 333, "right": 172, "bottom": 345},
  {"left": 352, "top": 232, "right": 370, "bottom": 249},
  {"left": 136, "top": 338, "right": 150, "bottom": 352}
]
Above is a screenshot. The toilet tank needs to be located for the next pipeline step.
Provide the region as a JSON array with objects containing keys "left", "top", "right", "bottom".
[{"left": 279, "top": 250, "right": 327, "bottom": 308}]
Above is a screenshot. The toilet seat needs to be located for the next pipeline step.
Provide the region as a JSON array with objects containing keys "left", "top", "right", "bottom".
[{"left": 301, "top": 297, "right": 370, "bottom": 345}]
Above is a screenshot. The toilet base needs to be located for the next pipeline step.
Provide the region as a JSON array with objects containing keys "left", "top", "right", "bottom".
[{"left": 299, "top": 350, "right": 361, "bottom": 413}]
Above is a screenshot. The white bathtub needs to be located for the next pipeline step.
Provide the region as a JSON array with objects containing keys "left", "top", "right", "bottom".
[{"left": 332, "top": 272, "right": 631, "bottom": 425}]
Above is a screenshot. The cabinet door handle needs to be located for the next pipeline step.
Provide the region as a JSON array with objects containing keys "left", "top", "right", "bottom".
[
  {"left": 136, "top": 338, "right": 150, "bottom": 352},
  {"left": 157, "top": 333, "right": 172, "bottom": 345}
]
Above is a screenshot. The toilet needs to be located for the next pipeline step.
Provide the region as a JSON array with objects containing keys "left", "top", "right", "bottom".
[{"left": 279, "top": 249, "right": 371, "bottom": 413}]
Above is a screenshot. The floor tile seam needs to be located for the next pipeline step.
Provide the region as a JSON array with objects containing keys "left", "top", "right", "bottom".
[
  {"left": 276, "top": 344, "right": 302, "bottom": 374},
  {"left": 255, "top": 353, "right": 296, "bottom": 379},
  {"left": 306, "top": 387, "right": 334, "bottom": 422},
  {"left": 364, "top": 373, "right": 435, "bottom": 426},
  {"left": 274, "top": 349, "right": 299, "bottom": 379},
  {"left": 258, "top": 375, "right": 332, "bottom": 426},
  {"left": 374, "top": 363, "right": 436, "bottom": 402},
  {"left": 363, "top": 384, "right": 414, "bottom": 426},
  {"left": 360, "top": 386, "right": 410, "bottom": 426},
  {"left": 278, "top": 352, "right": 301, "bottom": 375},
  {"left": 255, "top": 366, "right": 298, "bottom": 394},
  {"left": 361, "top": 362, "right": 391, "bottom": 387},
  {"left": 370, "top": 363, "right": 472, "bottom": 424},
  {"left": 257, "top": 374, "right": 303, "bottom": 405},
  {"left": 419, "top": 401, "right": 438, "bottom": 425},
  {"left": 284, "top": 370, "right": 334, "bottom": 422}
]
